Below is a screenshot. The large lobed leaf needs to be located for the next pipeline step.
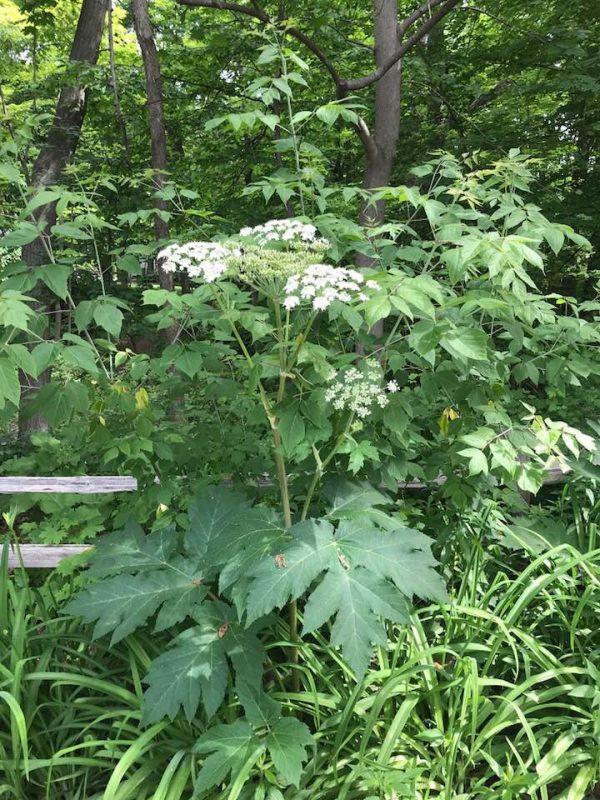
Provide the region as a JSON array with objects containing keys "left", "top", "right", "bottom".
[
  {"left": 244, "top": 514, "right": 447, "bottom": 678},
  {"left": 143, "top": 600, "right": 265, "bottom": 723}
]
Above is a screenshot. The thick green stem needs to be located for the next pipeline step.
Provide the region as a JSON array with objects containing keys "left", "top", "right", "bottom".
[{"left": 300, "top": 414, "right": 355, "bottom": 521}]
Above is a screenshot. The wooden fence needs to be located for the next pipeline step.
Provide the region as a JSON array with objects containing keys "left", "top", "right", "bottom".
[
  {"left": 1, "top": 464, "right": 569, "bottom": 569},
  {"left": 1, "top": 476, "right": 137, "bottom": 569}
]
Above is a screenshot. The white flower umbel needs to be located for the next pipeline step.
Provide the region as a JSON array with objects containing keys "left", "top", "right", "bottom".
[
  {"left": 325, "top": 361, "right": 391, "bottom": 419},
  {"left": 239, "top": 218, "right": 329, "bottom": 250},
  {"left": 157, "top": 241, "right": 239, "bottom": 282},
  {"left": 284, "top": 264, "right": 372, "bottom": 312}
]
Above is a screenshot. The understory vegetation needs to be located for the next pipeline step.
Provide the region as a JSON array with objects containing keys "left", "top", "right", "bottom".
[{"left": 1, "top": 0, "right": 600, "bottom": 798}]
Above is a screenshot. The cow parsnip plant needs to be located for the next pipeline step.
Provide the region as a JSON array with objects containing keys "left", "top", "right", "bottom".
[{"left": 2, "top": 152, "right": 600, "bottom": 794}]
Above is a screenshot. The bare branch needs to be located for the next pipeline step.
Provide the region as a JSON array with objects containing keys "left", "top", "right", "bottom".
[
  {"left": 460, "top": 5, "right": 549, "bottom": 42},
  {"left": 178, "top": 0, "right": 268, "bottom": 21},
  {"left": 353, "top": 116, "right": 377, "bottom": 161},
  {"left": 397, "top": 0, "right": 451, "bottom": 38},
  {"left": 177, "top": 0, "right": 343, "bottom": 87},
  {"left": 342, "top": 0, "right": 460, "bottom": 92},
  {"left": 468, "top": 79, "right": 513, "bottom": 112}
]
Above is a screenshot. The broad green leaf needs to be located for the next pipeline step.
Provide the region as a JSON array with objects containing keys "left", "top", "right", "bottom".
[
  {"left": 218, "top": 508, "right": 288, "bottom": 590},
  {"left": 458, "top": 447, "right": 489, "bottom": 476},
  {"left": 88, "top": 522, "right": 180, "bottom": 578},
  {"left": 25, "top": 379, "right": 88, "bottom": 427},
  {"left": 323, "top": 478, "right": 390, "bottom": 520},
  {"left": 336, "top": 519, "right": 448, "bottom": 603},
  {"left": 440, "top": 328, "right": 488, "bottom": 361},
  {"left": 0, "top": 291, "right": 35, "bottom": 330},
  {"left": 62, "top": 344, "right": 99, "bottom": 375},
  {"left": 245, "top": 519, "right": 336, "bottom": 623},
  {"left": 0, "top": 222, "right": 41, "bottom": 248},
  {"left": 364, "top": 294, "right": 392, "bottom": 327},
  {"left": 193, "top": 720, "right": 256, "bottom": 794},
  {"left": 236, "top": 680, "right": 281, "bottom": 727},
  {"left": 0, "top": 163, "right": 23, "bottom": 184},
  {"left": 39, "top": 263, "right": 71, "bottom": 299},
  {"left": 266, "top": 717, "right": 313, "bottom": 786},
  {"left": 116, "top": 253, "right": 142, "bottom": 275},
  {"left": 66, "top": 558, "right": 206, "bottom": 645},
  {"left": 51, "top": 222, "right": 92, "bottom": 240},
  {"left": 543, "top": 227, "right": 565, "bottom": 255},
  {"left": 185, "top": 485, "right": 251, "bottom": 561},
  {"left": 0, "top": 358, "right": 20, "bottom": 407},
  {"left": 143, "top": 602, "right": 264, "bottom": 722},
  {"left": 23, "top": 189, "right": 62, "bottom": 214},
  {"left": 6, "top": 343, "right": 37, "bottom": 377},
  {"left": 278, "top": 403, "right": 305, "bottom": 456},
  {"left": 94, "top": 302, "right": 123, "bottom": 337},
  {"left": 302, "top": 565, "right": 410, "bottom": 678}
]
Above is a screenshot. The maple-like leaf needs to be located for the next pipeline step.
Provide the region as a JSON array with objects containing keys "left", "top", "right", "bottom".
[
  {"left": 88, "top": 521, "right": 180, "bottom": 578},
  {"left": 234, "top": 683, "right": 313, "bottom": 787},
  {"left": 185, "top": 484, "right": 251, "bottom": 563},
  {"left": 245, "top": 519, "right": 336, "bottom": 623},
  {"left": 243, "top": 514, "right": 447, "bottom": 677},
  {"left": 217, "top": 507, "right": 289, "bottom": 591},
  {"left": 266, "top": 717, "right": 313, "bottom": 787},
  {"left": 336, "top": 519, "right": 448, "bottom": 602},
  {"left": 142, "top": 601, "right": 265, "bottom": 722},
  {"left": 66, "top": 556, "right": 206, "bottom": 644},
  {"left": 193, "top": 720, "right": 257, "bottom": 795},
  {"left": 302, "top": 565, "right": 410, "bottom": 677},
  {"left": 323, "top": 477, "right": 390, "bottom": 520}
]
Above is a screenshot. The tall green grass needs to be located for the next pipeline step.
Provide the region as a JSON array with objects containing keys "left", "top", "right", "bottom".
[
  {"left": 2, "top": 513, "right": 600, "bottom": 799},
  {"left": 0, "top": 548, "right": 199, "bottom": 799}
]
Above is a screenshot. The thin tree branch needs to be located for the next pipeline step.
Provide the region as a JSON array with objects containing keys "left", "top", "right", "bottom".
[
  {"left": 468, "top": 79, "right": 513, "bottom": 112},
  {"left": 177, "top": 0, "right": 343, "bottom": 88},
  {"left": 107, "top": 2, "right": 131, "bottom": 158},
  {"left": 177, "top": 0, "right": 459, "bottom": 95},
  {"left": 342, "top": 0, "right": 460, "bottom": 92},
  {"left": 460, "top": 6, "right": 549, "bottom": 42},
  {"left": 397, "top": 0, "right": 451, "bottom": 38}
]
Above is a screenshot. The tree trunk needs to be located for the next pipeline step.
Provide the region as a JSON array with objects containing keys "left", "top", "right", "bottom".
[
  {"left": 19, "top": 0, "right": 108, "bottom": 437},
  {"left": 359, "top": 0, "right": 402, "bottom": 233},
  {"left": 132, "top": 0, "right": 182, "bottom": 421},
  {"left": 131, "top": 0, "right": 173, "bottom": 291},
  {"left": 107, "top": 1, "right": 131, "bottom": 159}
]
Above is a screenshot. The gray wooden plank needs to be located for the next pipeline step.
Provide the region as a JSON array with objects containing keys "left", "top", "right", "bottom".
[
  {"left": 5, "top": 544, "right": 91, "bottom": 569},
  {"left": 0, "top": 476, "right": 137, "bottom": 494}
]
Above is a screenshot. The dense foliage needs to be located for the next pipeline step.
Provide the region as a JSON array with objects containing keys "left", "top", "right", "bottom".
[{"left": 1, "top": 0, "right": 600, "bottom": 798}]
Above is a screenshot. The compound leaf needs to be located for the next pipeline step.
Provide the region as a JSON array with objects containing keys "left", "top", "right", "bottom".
[
  {"left": 185, "top": 485, "right": 250, "bottom": 562},
  {"left": 143, "top": 601, "right": 265, "bottom": 723},
  {"left": 67, "top": 560, "right": 206, "bottom": 645},
  {"left": 336, "top": 520, "right": 448, "bottom": 603}
]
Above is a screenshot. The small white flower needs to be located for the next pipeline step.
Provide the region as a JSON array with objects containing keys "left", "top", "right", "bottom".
[
  {"left": 157, "top": 240, "right": 233, "bottom": 282},
  {"left": 387, "top": 380, "right": 400, "bottom": 393},
  {"left": 366, "top": 280, "right": 379, "bottom": 290},
  {"left": 283, "top": 295, "right": 300, "bottom": 310},
  {"left": 237, "top": 218, "right": 329, "bottom": 249},
  {"left": 282, "top": 263, "right": 378, "bottom": 313},
  {"left": 324, "top": 360, "right": 392, "bottom": 419},
  {"left": 313, "top": 296, "right": 330, "bottom": 310}
]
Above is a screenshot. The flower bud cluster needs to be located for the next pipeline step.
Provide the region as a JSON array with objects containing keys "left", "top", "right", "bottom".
[
  {"left": 284, "top": 264, "right": 378, "bottom": 312},
  {"left": 325, "top": 361, "right": 392, "bottom": 418},
  {"left": 157, "top": 241, "right": 239, "bottom": 282}
]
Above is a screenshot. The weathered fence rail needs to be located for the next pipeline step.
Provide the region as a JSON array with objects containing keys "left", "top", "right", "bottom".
[
  {"left": 0, "top": 476, "right": 137, "bottom": 494},
  {"left": 1, "top": 476, "right": 137, "bottom": 569}
]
